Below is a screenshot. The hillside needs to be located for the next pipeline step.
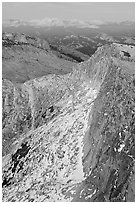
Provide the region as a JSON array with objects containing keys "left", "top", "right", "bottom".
[
  {"left": 2, "top": 32, "right": 90, "bottom": 84},
  {"left": 49, "top": 44, "right": 89, "bottom": 62},
  {"left": 2, "top": 32, "right": 77, "bottom": 83},
  {"left": 2, "top": 43, "right": 135, "bottom": 202}
]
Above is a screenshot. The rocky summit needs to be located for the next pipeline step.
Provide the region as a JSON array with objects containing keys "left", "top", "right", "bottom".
[{"left": 2, "top": 43, "right": 135, "bottom": 202}]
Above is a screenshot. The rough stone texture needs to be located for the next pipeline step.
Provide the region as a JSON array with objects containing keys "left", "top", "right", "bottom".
[
  {"left": 2, "top": 43, "right": 135, "bottom": 202},
  {"left": 73, "top": 47, "right": 135, "bottom": 202}
]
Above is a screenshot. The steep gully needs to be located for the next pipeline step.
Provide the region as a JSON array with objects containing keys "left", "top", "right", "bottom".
[{"left": 2, "top": 44, "right": 135, "bottom": 201}]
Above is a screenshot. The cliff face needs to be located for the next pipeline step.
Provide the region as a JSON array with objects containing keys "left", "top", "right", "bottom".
[
  {"left": 2, "top": 43, "right": 135, "bottom": 201},
  {"left": 74, "top": 45, "right": 135, "bottom": 201}
]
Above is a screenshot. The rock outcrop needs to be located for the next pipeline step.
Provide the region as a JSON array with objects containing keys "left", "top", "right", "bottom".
[{"left": 2, "top": 43, "right": 135, "bottom": 201}]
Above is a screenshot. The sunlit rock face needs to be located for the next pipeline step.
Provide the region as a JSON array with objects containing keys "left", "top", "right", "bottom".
[{"left": 2, "top": 44, "right": 135, "bottom": 201}]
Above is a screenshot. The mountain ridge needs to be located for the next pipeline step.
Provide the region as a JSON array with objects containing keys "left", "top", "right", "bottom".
[{"left": 2, "top": 42, "right": 135, "bottom": 201}]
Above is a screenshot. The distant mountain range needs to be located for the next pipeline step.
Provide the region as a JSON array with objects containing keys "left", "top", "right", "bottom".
[
  {"left": 3, "top": 18, "right": 135, "bottom": 57},
  {"left": 3, "top": 18, "right": 134, "bottom": 28}
]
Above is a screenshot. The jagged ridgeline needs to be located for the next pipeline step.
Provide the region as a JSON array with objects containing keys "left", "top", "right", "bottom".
[
  {"left": 2, "top": 44, "right": 114, "bottom": 156},
  {"left": 2, "top": 42, "right": 135, "bottom": 201}
]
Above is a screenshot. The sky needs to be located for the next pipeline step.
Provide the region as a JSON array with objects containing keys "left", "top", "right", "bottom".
[{"left": 2, "top": 2, "right": 135, "bottom": 23}]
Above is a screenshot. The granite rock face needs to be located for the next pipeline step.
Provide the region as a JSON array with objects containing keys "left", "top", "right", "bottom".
[{"left": 2, "top": 43, "right": 135, "bottom": 201}]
